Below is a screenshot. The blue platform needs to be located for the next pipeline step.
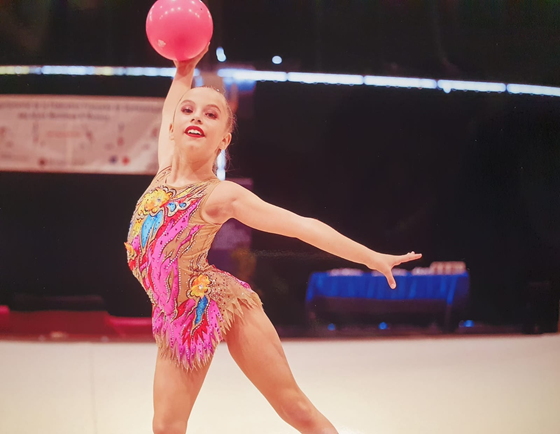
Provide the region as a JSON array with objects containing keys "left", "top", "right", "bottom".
[{"left": 305, "top": 271, "right": 470, "bottom": 330}]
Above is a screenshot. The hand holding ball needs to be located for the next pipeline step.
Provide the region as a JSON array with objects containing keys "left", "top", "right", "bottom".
[{"left": 146, "top": 0, "right": 213, "bottom": 61}]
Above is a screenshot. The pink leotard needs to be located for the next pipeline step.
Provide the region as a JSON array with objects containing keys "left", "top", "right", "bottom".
[{"left": 124, "top": 165, "right": 263, "bottom": 371}]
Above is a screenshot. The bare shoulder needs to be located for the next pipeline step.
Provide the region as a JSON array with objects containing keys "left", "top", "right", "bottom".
[
  {"left": 211, "top": 179, "right": 247, "bottom": 200},
  {"left": 201, "top": 180, "right": 248, "bottom": 225}
]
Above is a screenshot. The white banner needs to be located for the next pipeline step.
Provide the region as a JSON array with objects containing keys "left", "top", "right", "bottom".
[{"left": 0, "top": 94, "right": 163, "bottom": 174}]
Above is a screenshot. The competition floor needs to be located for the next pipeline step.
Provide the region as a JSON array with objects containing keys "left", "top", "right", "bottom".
[{"left": 1, "top": 334, "right": 559, "bottom": 434}]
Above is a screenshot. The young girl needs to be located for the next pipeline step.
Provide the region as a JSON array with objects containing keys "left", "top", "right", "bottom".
[{"left": 124, "top": 45, "right": 422, "bottom": 434}]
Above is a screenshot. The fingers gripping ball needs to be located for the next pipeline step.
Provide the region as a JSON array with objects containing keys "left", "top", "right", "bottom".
[{"left": 146, "top": 0, "right": 213, "bottom": 61}]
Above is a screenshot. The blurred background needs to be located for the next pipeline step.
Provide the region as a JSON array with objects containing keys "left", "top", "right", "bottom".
[{"left": 1, "top": 0, "right": 559, "bottom": 337}]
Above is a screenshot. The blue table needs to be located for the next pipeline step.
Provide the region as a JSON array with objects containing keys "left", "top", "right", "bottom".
[{"left": 305, "top": 272, "right": 470, "bottom": 330}]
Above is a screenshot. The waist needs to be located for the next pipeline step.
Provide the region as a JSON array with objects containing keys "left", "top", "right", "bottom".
[{"left": 178, "top": 257, "right": 214, "bottom": 274}]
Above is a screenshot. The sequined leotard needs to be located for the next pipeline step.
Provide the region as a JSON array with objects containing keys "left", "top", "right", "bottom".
[{"left": 124, "top": 165, "right": 263, "bottom": 371}]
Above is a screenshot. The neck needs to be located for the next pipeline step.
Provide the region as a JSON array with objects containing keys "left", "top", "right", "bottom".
[{"left": 167, "top": 146, "right": 215, "bottom": 185}]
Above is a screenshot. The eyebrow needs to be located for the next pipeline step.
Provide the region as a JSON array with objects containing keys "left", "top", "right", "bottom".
[{"left": 180, "top": 99, "right": 222, "bottom": 113}]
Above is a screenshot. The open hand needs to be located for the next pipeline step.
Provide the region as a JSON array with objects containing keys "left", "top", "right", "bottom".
[
  {"left": 173, "top": 42, "right": 210, "bottom": 73},
  {"left": 366, "top": 251, "right": 422, "bottom": 289}
]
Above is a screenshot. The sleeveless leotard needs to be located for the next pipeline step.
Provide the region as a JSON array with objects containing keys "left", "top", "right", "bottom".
[{"left": 124, "top": 165, "right": 263, "bottom": 371}]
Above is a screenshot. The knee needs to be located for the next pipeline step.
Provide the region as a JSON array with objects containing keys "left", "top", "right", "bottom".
[
  {"left": 278, "top": 393, "right": 317, "bottom": 428},
  {"left": 152, "top": 418, "right": 187, "bottom": 434}
]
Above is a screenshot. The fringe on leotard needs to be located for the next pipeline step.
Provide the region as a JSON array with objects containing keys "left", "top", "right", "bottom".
[{"left": 153, "top": 287, "right": 263, "bottom": 372}]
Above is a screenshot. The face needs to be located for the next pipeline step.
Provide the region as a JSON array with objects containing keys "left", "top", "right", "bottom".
[{"left": 170, "top": 87, "right": 231, "bottom": 160}]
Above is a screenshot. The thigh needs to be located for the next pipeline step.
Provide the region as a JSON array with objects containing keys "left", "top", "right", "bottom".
[
  {"left": 152, "top": 347, "right": 213, "bottom": 429},
  {"left": 225, "top": 304, "right": 302, "bottom": 407}
]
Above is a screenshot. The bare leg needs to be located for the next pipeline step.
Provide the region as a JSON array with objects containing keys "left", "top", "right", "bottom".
[
  {"left": 225, "top": 304, "right": 338, "bottom": 434},
  {"left": 152, "top": 347, "right": 213, "bottom": 434}
]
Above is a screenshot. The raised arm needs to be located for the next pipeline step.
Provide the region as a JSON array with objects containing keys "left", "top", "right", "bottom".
[
  {"left": 157, "top": 44, "right": 210, "bottom": 171},
  {"left": 204, "top": 181, "right": 422, "bottom": 288}
]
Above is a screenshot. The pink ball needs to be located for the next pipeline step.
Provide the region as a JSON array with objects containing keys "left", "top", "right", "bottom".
[{"left": 146, "top": 0, "right": 213, "bottom": 61}]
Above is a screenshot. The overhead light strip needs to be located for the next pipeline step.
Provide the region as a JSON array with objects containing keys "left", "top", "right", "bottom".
[{"left": 0, "top": 65, "right": 558, "bottom": 97}]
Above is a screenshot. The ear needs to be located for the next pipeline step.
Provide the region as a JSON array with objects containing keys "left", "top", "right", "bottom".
[
  {"left": 220, "top": 132, "right": 232, "bottom": 150},
  {"left": 168, "top": 122, "right": 174, "bottom": 141}
]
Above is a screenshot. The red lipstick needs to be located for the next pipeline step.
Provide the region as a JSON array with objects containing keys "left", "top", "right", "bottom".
[{"left": 185, "top": 125, "right": 205, "bottom": 138}]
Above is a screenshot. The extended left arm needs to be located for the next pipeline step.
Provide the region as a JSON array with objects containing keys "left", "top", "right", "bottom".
[
  {"left": 226, "top": 183, "right": 360, "bottom": 256},
  {"left": 209, "top": 181, "right": 422, "bottom": 287}
]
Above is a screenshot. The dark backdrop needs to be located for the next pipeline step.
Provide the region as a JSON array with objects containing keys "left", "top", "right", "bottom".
[
  {"left": 1, "top": 74, "right": 559, "bottom": 326},
  {"left": 1, "top": 1, "right": 559, "bottom": 326},
  {"left": 1, "top": 1, "right": 560, "bottom": 85}
]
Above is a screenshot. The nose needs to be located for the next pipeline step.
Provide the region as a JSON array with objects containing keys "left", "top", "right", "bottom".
[{"left": 191, "top": 113, "right": 202, "bottom": 123}]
